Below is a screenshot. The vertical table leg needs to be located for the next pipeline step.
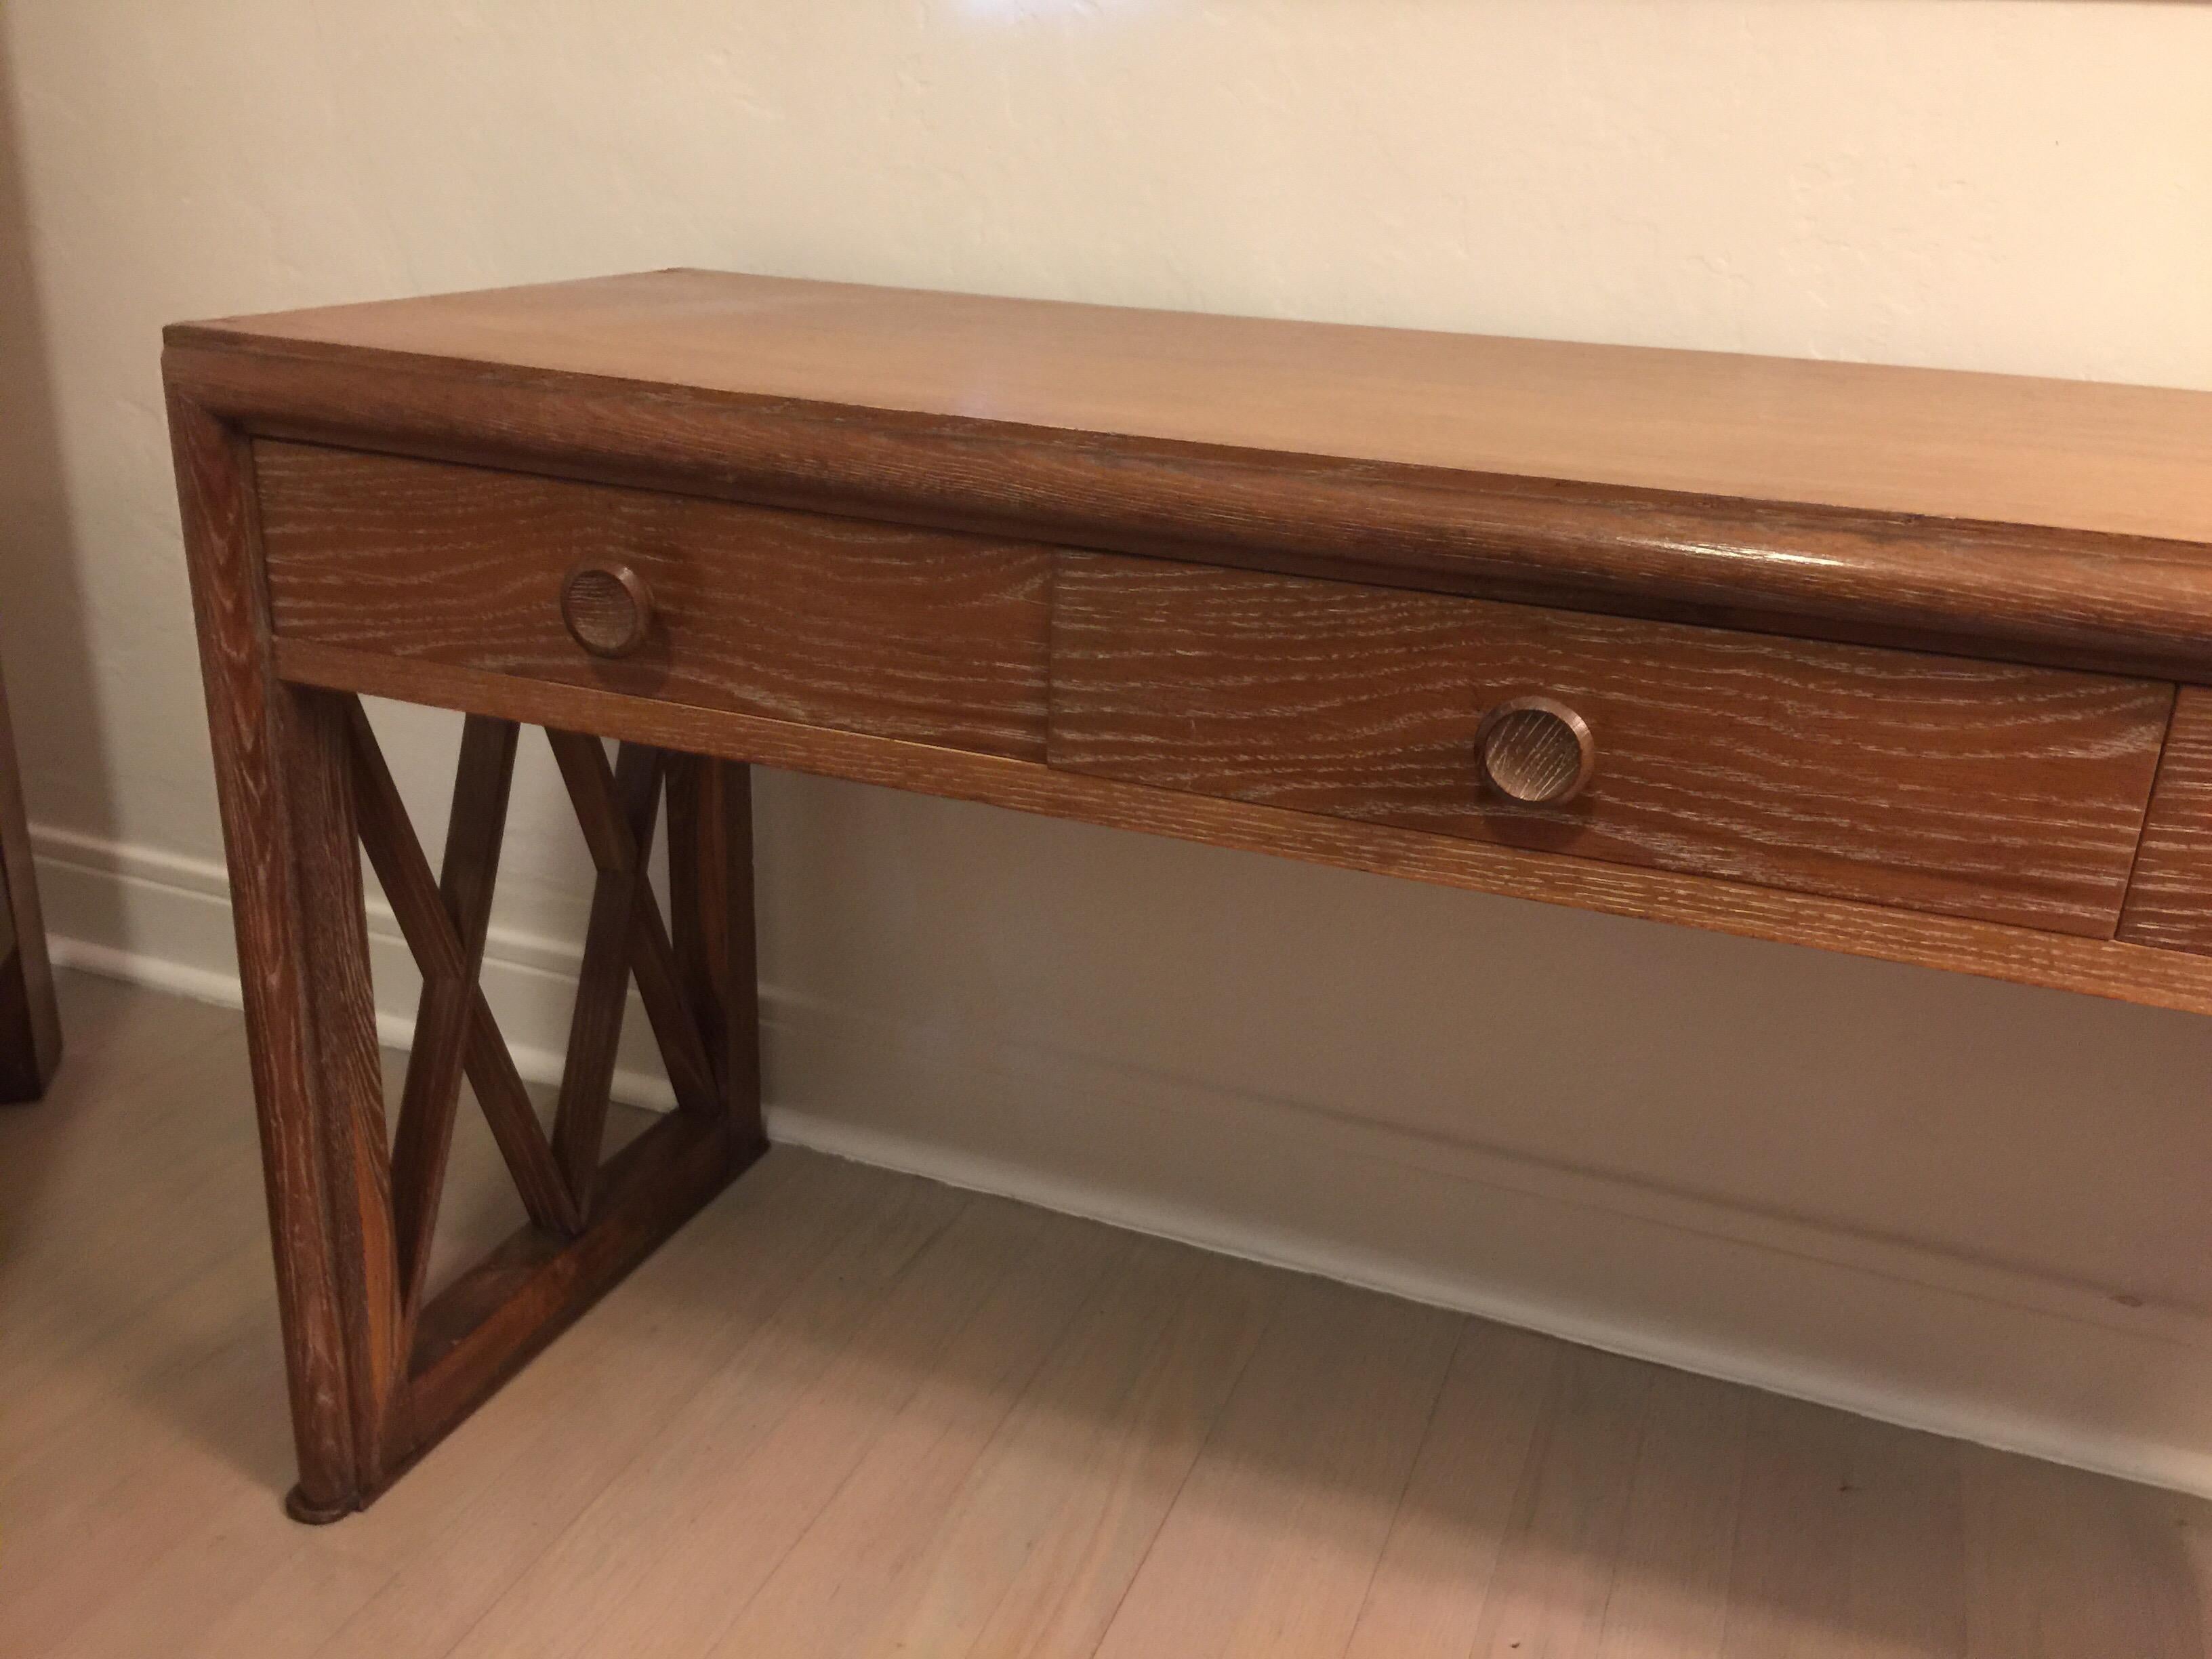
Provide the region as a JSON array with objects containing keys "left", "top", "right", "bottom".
[
  {"left": 272, "top": 686, "right": 407, "bottom": 1513},
  {"left": 171, "top": 388, "right": 771, "bottom": 1521},
  {"left": 169, "top": 395, "right": 401, "bottom": 1520},
  {"left": 668, "top": 755, "right": 766, "bottom": 1153}
]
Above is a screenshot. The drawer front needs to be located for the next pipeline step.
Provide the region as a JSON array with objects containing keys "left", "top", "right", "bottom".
[
  {"left": 256, "top": 443, "right": 1052, "bottom": 759},
  {"left": 1048, "top": 553, "right": 2172, "bottom": 935},
  {"left": 2119, "top": 685, "right": 2212, "bottom": 954}
]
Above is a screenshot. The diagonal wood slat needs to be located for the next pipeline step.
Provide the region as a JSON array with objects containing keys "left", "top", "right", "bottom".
[
  {"left": 329, "top": 708, "right": 746, "bottom": 1439},
  {"left": 665, "top": 756, "right": 731, "bottom": 1100},
  {"left": 461, "top": 1005, "right": 584, "bottom": 1237},
  {"left": 547, "top": 733, "right": 721, "bottom": 1172},
  {"left": 384, "top": 713, "right": 519, "bottom": 1316},
  {"left": 626, "top": 899, "right": 721, "bottom": 1118},
  {"left": 546, "top": 736, "right": 683, "bottom": 1208},
  {"left": 343, "top": 701, "right": 579, "bottom": 1246},
  {"left": 668, "top": 756, "right": 764, "bottom": 1147},
  {"left": 549, "top": 737, "right": 721, "bottom": 1117}
]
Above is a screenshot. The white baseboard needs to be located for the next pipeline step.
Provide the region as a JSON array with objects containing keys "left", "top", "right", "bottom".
[
  {"left": 33, "top": 821, "right": 2212, "bottom": 1498},
  {"left": 33, "top": 821, "right": 684, "bottom": 1111}
]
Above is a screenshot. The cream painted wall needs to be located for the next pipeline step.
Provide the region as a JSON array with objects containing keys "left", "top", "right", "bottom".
[{"left": 6, "top": 0, "right": 2212, "bottom": 1488}]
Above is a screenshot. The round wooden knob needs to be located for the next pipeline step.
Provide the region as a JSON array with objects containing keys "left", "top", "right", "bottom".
[
  {"left": 560, "top": 562, "right": 654, "bottom": 659},
  {"left": 1477, "top": 696, "right": 1595, "bottom": 805}
]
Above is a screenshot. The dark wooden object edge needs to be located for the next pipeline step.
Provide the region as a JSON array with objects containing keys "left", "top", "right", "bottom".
[
  {"left": 0, "top": 656, "right": 59, "bottom": 1102},
  {"left": 165, "top": 337, "right": 2212, "bottom": 686}
]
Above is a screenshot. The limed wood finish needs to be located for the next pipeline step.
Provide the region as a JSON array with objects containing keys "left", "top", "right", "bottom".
[
  {"left": 1476, "top": 696, "right": 1597, "bottom": 806},
  {"left": 2121, "top": 686, "right": 2212, "bottom": 956},
  {"left": 255, "top": 439, "right": 1052, "bottom": 760},
  {"left": 0, "top": 654, "right": 60, "bottom": 1101},
  {"left": 559, "top": 560, "right": 654, "bottom": 659},
  {"left": 1049, "top": 552, "right": 2170, "bottom": 936},
  {"left": 165, "top": 270, "right": 2212, "bottom": 1519},
  {"left": 172, "top": 270, "right": 2212, "bottom": 679},
  {"left": 173, "top": 385, "right": 764, "bottom": 1521},
  {"left": 10, "top": 977, "right": 2211, "bottom": 1656},
  {"left": 274, "top": 636, "right": 2212, "bottom": 1019}
]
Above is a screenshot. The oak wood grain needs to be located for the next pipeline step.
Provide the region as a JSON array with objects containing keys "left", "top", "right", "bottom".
[
  {"left": 546, "top": 731, "right": 721, "bottom": 1123},
  {"left": 178, "top": 398, "right": 771, "bottom": 1522},
  {"left": 162, "top": 276, "right": 2212, "bottom": 685},
  {"left": 169, "top": 389, "right": 380, "bottom": 1519},
  {"left": 558, "top": 560, "right": 653, "bottom": 659},
  {"left": 176, "top": 269, "right": 2212, "bottom": 548},
  {"left": 279, "top": 686, "right": 407, "bottom": 1488},
  {"left": 2121, "top": 684, "right": 2212, "bottom": 954},
  {"left": 255, "top": 438, "right": 1053, "bottom": 760},
  {"left": 1050, "top": 553, "right": 2172, "bottom": 936},
  {"left": 360, "top": 708, "right": 509, "bottom": 1319},
  {"left": 342, "top": 705, "right": 579, "bottom": 1242},
  {"left": 160, "top": 272, "right": 2212, "bottom": 1537},
  {"left": 276, "top": 635, "right": 2212, "bottom": 1019},
  {"left": 666, "top": 754, "right": 766, "bottom": 1150},
  {"left": 402, "top": 1108, "right": 757, "bottom": 1471},
  {"left": 546, "top": 739, "right": 667, "bottom": 1204}
]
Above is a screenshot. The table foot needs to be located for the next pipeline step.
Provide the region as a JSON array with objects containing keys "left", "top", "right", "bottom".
[{"left": 284, "top": 1484, "right": 356, "bottom": 1526}]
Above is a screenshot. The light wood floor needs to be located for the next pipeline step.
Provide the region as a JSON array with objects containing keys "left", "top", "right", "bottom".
[{"left": 5, "top": 973, "right": 2211, "bottom": 1658}]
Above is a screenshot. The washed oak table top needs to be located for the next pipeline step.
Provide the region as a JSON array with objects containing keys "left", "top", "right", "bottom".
[{"left": 165, "top": 270, "right": 2212, "bottom": 1519}]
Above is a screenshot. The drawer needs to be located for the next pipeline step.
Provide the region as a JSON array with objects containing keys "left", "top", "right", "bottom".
[
  {"left": 255, "top": 442, "right": 1052, "bottom": 759},
  {"left": 1048, "top": 553, "right": 2173, "bottom": 936}
]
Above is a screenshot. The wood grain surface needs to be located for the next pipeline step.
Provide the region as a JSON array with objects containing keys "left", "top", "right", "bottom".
[
  {"left": 274, "top": 636, "right": 2212, "bottom": 1018},
  {"left": 279, "top": 684, "right": 406, "bottom": 1486},
  {"left": 344, "top": 705, "right": 579, "bottom": 1242},
  {"left": 1050, "top": 553, "right": 2171, "bottom": 936},
  {"left": 356, "top": 710, "right": 529, "bottom": 1317},
  {"left": 665, "top": 754, "right": 766, "bottom": 1152},
  {"left": 178, "top": 398, "right": 771, "bottom": 1519},
  {"left": 255, "top": 440, "right": 1053, "bottom": 760},
  {"left": 160, "top": 272, "right": 2212, "bottom": 1531},
  {"left": 165, "top": 297, "right": 2212, "bottom": 686},
  {"left": 173, "top": 268, "right": 2212, "bottom": 548},
  {"left": 169, "top": 388, "right": 382, "bottom": 1519},
  {"left": 403, "top": 1107, "right": 752, "bottom": 1467},
  {"left": 2121, "top": 684, "right": 2212, "bottom": 954}
]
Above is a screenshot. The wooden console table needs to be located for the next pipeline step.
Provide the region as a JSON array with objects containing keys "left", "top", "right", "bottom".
[{"left": 165, "top": 270, "right": 2212, "bottom": 1521}]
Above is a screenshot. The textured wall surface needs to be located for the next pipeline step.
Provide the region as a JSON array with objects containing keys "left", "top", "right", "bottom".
[{"left": 6, "top": 0, "right": 2212, "bottom": 1488}]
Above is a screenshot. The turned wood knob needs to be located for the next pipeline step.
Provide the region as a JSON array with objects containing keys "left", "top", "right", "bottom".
[
  {"left": 1477, "top": 696, "right": 1595, "bottom": 805},
  {"left": 560, "top": 561, "right": 654, "bottom": 659}
]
